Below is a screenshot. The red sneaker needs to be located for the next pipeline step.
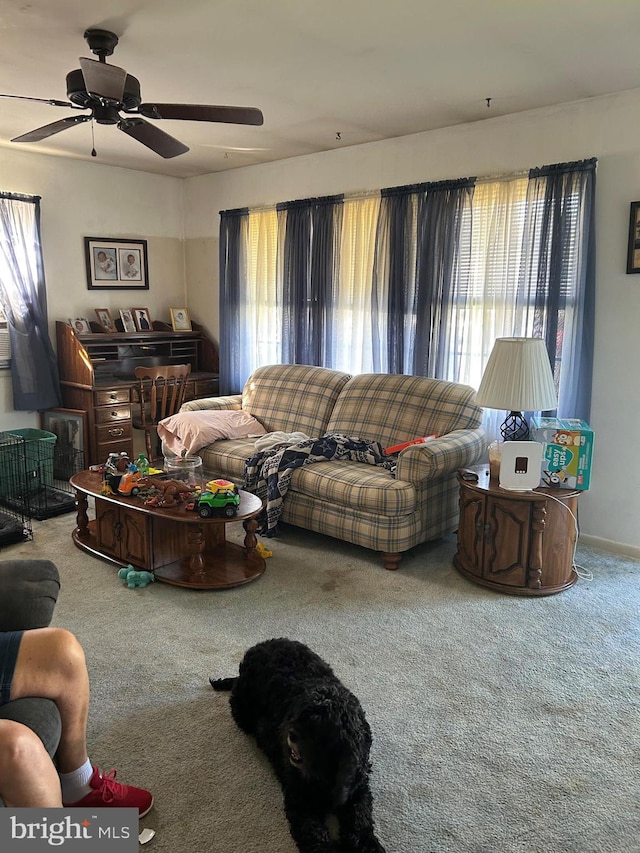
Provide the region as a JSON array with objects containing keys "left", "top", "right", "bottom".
[{"left": 64, "top": 766, "right": 153, "bottom": 817}]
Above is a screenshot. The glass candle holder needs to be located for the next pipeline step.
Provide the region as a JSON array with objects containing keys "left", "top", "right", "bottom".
[{"left": 164, "top": 455, "right": 203, "bottom": 492}]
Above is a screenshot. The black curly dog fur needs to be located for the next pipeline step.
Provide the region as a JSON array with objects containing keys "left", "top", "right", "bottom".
[{"left": 210, "top": 638, "right": 386, "bottom": 853}]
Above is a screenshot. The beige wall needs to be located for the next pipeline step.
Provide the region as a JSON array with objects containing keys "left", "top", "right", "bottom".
[
  {"left": 183, "top": 89, "right": 640, "bottom": 556},
  {"left": 0, "top": 147, "right": 185, "bottom": 430}
]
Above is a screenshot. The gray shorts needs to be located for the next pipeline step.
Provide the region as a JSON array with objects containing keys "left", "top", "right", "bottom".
[{"left": 0, "top": 630, "right": 24, "bottom": 705}]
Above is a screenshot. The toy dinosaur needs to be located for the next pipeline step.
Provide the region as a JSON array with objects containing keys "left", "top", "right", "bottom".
[
  {"left": 118, "top": 566, "right": 155, "bottom": 588},
  {"left": 138, "top": 476, "right": 194, "bottom": 507}
]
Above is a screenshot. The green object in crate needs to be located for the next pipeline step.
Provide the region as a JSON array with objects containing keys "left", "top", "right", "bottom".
[{"left": 0, "top": 429, "right": 57, "bottom": 497}]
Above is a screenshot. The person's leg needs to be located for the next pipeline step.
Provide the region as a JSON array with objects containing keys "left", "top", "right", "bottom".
[
  {"left": 0, "top": 719, "right": 62, "bottom": 807},
  {"left": 8, "top": 627, "right": 153, "bottom": 815},
  {"left": 10, "top": 627, "right": 89, "bottom": 773}
]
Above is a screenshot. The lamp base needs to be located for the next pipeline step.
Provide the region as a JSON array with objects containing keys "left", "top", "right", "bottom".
[{"left": 500, "top": 411, "right": 529, "bottom": 442}]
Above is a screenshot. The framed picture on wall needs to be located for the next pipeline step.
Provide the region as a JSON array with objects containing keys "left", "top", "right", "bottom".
[
  {"left": 627, "top": 201, "right": 640, "bottom": 273},
  {"left": 85, "top": 237, "right": 149, "bottom": 289}
]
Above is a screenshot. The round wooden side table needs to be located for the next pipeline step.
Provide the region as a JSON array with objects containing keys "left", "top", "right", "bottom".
[{"left": 453, "top": 465, "right": 579, "bottom": 596}]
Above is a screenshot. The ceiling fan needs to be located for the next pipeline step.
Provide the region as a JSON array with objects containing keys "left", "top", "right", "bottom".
[{"left": 0, "top": 28, "right": 264, "bottom": 159}]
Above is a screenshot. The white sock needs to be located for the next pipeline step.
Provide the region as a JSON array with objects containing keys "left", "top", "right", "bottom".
[{"left": 60, "top": 758, "right": 94, "bottom": 803}]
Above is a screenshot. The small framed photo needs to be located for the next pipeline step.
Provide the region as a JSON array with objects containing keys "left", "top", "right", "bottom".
[
  {"left": 68, "top": 317, "right": 91, "bottom": 335},
  {"left": 119, "top": 309, "right": 137, "bottom": 333},
  {"left": 132, "top": 307, "right": 152, "bottom": 331},
  {"left": 627, "top": 201, "right": 640, "bottom": 273},
  {"left": 170, "top": 307, "right": 192, "bottom": 331},
  {"left": 94, "top": 308, "right": 116, "bottom": 332},
  {"left": 85, "top": 237, "right": 149, "bottom": 290}
]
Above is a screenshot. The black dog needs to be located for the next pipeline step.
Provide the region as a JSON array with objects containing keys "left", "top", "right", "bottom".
[{"left": 210, "top": 638, "right": 386, "bottom": 853}]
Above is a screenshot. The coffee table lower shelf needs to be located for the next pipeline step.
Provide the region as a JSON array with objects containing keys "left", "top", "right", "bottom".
[
  {"left": 69, "top": 471, "right": 266, "bottom": 590},
  {"left": 73, "top": 523, "right": 265, "bottom": 589}
]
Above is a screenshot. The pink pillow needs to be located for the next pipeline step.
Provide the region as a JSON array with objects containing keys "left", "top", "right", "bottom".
[{"left": 158, "top": 410, "right": 265, "bottom": 456}]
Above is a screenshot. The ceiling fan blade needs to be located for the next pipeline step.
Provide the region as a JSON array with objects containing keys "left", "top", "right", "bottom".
[
  {"left": 118, "top": 117, "right": 189, "bottom": 159},
  {"left": 80, "top": 57, "right": 126, "bottom": 102},
  {"left": 11, "top": 114, "right": 91, "bottom": 143},
  {"left": 138, "top": 103, "right": 264, "bottom": 126},
  {"left": 0, "top": 93, "right": 75, "bottom": 108}
]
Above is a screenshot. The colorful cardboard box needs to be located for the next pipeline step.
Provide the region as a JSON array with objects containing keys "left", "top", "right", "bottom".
[{"left": 530, "top": 416, "right": 594, "bottom": 491}]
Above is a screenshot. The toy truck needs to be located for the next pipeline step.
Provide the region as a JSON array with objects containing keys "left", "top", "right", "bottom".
[{"left": 192, "top": 484, "right": 240, "bottom": 518}]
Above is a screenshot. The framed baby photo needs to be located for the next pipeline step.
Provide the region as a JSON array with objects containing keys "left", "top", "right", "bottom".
[
  {"left": 170, "top": 307, "right": 192, "bottom": 331},
  {"left": 132, "top": 307, "right": 152, "bottom": 331},
  {"left": 119, "top": 308, "right": 137, "bottom": 333},
  {"left": 68, "top": 317, "right": 91, "bottom": 335},
  {"left": 85, "top": 237, "right": 149, "bottom": 290},
  {"left": 94, "top": 308, "right": 116, "bottom": 332}
]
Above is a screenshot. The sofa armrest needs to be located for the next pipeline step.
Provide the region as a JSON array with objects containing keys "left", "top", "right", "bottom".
[
  {"left": 394, "top": 428, "right": 486, "bottom": 482},
  {"left": 181, "top": 394, "right": 243, "bottom": 413},
  {"left": 0, "top": 560, "right": 60, "bottom": 631}
]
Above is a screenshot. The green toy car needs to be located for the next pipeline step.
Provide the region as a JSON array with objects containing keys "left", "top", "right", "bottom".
[{"left": 193, "top": 485, "right": 240, "bottom": 518}]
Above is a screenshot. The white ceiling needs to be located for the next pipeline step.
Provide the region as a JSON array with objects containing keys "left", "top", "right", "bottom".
[{"left": 2, "top": 0, "right": 640, "bottom": 179}]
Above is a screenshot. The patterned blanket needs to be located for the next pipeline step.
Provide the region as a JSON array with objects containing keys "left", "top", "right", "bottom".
[{"left": 244, "top": 433, "right": 396, "bottom": 536}]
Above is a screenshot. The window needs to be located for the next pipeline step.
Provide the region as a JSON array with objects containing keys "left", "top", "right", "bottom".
[{"left": 220, "top": 160, "right": 595, "bottom": 427}]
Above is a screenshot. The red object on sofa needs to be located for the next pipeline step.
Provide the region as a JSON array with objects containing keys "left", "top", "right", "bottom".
[{"left": 385, "top": 435, "right": 438, "bottom": 455}]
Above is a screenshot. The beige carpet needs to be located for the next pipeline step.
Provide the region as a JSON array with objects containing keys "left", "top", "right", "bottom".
[{"left": 3, "top": 511, "right": 640, "bottom": 853}]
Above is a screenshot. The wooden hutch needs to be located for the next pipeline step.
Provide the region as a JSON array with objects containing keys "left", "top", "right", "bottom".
[{"left": 56, "top": 320, "right": 219, "bottom": 467}]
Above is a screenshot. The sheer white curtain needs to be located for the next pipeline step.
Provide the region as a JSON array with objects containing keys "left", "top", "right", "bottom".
[
  {"left": 246, "top": 208, "right": 279, "bottom": 368},
  {"left": 0, "top": 193, "right": 61, "bottom": 409},
  {"left": 449, "top": 176, "right": 530, "bottom": 439},
  {"left": 333, "top": 196, "right": 380, "bottom": 372}
]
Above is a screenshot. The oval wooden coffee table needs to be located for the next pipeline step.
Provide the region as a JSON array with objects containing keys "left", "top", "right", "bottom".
[{"left": 70, "top": 470, "right": 266, "bottom": 590}]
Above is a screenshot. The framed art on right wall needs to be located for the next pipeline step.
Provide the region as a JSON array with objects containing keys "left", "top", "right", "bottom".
[{"left": 627, "top": 201, "right": 640, "bottom": 273}]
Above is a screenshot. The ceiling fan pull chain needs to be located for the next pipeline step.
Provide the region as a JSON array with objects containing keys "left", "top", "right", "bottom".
[{"left": 91, "top": 119, "right": 96, "bottom": 157}]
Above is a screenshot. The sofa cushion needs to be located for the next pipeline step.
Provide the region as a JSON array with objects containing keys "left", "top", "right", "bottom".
[
  {"left": 240, "top": 364, "right": 351, "bottom": 435},
  {"left": 288, "top": 461, "right": 415, "bottom": 515},
  {"left": 199, "top": 438, "right": 256, "bottom": 481},
  {"left": 200, "top": 439, "right": 415, "bottom": 516},
  {"left": 326, "top": 373, "right": 482, "bottom": 447}
]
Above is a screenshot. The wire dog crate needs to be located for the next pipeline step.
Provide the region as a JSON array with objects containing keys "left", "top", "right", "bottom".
[
  {"left": 0, "top": 428, "right": 82, "bottom": 522},
  {"left": 0, "top": 432, "right": 33, "bottom": 545}
]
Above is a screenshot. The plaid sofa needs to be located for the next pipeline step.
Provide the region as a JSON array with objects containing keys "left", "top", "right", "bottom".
[{"left": 181, "top": 364, "right": 486, "bottom": 569}]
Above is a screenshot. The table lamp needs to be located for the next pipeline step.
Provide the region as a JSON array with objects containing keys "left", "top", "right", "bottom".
[{"left": 475, "top": 337, "right": 558, "bottom": 441}]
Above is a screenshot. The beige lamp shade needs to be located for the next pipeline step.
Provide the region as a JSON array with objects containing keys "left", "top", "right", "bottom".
[{"left": 475, "top": 337, "right": 558, "bottom": 412}]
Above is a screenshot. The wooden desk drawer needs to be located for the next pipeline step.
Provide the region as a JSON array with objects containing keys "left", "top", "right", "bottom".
[
  {"left": 95, "top": 388, "right": 130, "bottom": 406},
  {"left": 95, "top": 405, "right": 131, "bottom": 424},
  {"left": 186, "top": 378, "right": 219, "bottom": 401},
  {"left": 95, "top": 422, "right": 133, "bottom": 465},
  {"left": 96, "top": 422, "right": 132, "bottom": 442}
]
